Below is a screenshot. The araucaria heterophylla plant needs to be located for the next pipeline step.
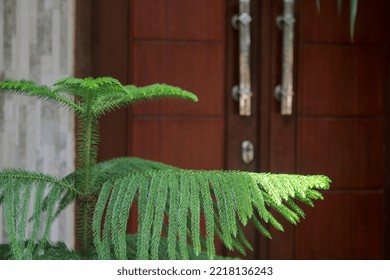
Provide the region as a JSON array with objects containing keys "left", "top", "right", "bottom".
[{"left": 0, "top": 77, "right": 330, "bottom": 260}]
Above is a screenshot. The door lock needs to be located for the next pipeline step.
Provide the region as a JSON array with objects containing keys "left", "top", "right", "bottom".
[{"left": 241, "top": 140, "right": 254, "bottom": 164}]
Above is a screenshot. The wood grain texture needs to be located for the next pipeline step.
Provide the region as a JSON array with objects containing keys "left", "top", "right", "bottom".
[
  {"left": 385, "top": 49, "right": 390, "bottom": 259},
  {"left": 91, "top": 0, "right": 129, "bottom": 80},
  {"left": 133, "top": 0, "right": 224, "bottom": 41},
  {"left": 296, "top": 192, "right": 383, "bottom": 259},
  {"left": 298, "top": 118, "right": 385, "bottom": 190},
  {"left": 132, "top": 42, "right": 224, "bottom": 117},
  {"left": 90, "top": 0, "right": 129, "bottom": 162},
  {"left": 132, "top": 119, "right": 224, "bottom": 170},
  {"left": 292, "top": 0, "right": 388, "bottom": 261},
  {"left": 300, "top": 0, "right": 389, "bottom": 44},
  {"left": 299, "top": 45, "right": 387, "bottom": 116},
  {"left": 75, "top": 0, "right": 92, "bottom": 78}
]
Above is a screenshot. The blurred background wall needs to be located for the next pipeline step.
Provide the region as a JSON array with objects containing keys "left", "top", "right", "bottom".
[{"left": 0, "top": 0, "right": 75, "bottom": 248}]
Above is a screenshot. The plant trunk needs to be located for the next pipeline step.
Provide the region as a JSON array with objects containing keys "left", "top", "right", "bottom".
[{"left": 75, "top": 106, "right": 99, "bottom": 258}]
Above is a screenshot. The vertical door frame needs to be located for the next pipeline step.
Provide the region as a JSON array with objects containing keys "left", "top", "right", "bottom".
[
  {"left": 257, "top": 0, "right": 300, "bottom": 259},
  {"left": 256, "top": 0, "right": 276, "bottom": 259},
  {"left": 385, "top": 25, "right": 390, "bottom": 259},
  {"left": 385, "top": 2, "right": 390, "bottom": 258}
]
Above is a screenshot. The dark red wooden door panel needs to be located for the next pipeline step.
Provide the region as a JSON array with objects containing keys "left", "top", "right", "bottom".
[
  {"left": 132, "top": 119, "right": 224, "bottom": 170},
  {"left": 262, "top": 0, "right": 388, "bottom": 259},
  {"left": 133, "top": 0, "right": 224, "bottom": 41},
  {"left": 298, "top": 119, "right": 385, "bottom": 190},
  {"left": 132, "top": 42, "right": 224, "bottom": 116},
  {"left": 129, "top": 0, "right": 226, "bottom": 174},
  {"left": 299, "top": 45, "right": 387, "bottom": 116},
  {"left": 296, "top": 192, "right": 383, "bottom": 259},
  {"left": 301, "top": 0, "right": 388, "bottom": 45}
]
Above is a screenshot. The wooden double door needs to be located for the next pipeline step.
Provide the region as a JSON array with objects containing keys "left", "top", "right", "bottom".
[{"left": 76, "top": 0, "right": 389, "bottom": 259}]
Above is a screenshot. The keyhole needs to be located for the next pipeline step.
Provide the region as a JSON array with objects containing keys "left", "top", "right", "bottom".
[{"left": 242, "top": 140, "right": 254, "bottom": 164}]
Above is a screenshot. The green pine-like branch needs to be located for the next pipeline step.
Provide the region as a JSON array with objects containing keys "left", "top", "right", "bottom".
[
  {"left": 1, "top": 77, "right": 197, "bottom": 118},
  {"left": 65, "top": 157, "right": 177, "bottom": 197},
  {"left": 0, "top": 80, "right": 82, "bottom": 112},
  {"left": 52, "top": 77, "right": 198, "bottom": 117},
  {"left": 0, "top": 170, "right": 77, "bottom": 259},
  {"left": 92, "top": 168, "right": 330, "bottom": 260}
]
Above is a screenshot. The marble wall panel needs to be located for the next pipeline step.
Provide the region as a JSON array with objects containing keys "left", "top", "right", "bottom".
[{"left": 0, "top": 0, "right": 75, "bottom": 248}]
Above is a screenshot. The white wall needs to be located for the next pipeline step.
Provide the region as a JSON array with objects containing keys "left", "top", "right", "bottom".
[{"left": 0, "top": 0, "right": 75, "bottom": 248}]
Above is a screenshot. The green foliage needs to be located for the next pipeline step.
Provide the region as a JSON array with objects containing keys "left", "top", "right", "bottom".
[
  {"left": 53, "top": 77, "right": 198, "bottom": 117},
  {"left": 123, "top": 234, "right": 238, "bottom": 260},
  {"left": 0, "top": 242, "right": 82, "bottom": 260},
  {"left": 0, "top": 171, "right": 76, "bottom": 259},
  {"left": 91, "top": 168, "right": 329, "bottom": 260},
  {"left": 0, "top": 234, "right": 236, "bottom": 260},
  {"left": 0, "top": 77, "right": 197, "bottom": 117},
  {"left": 0, "top": 77, "right": 330, "bottom": 259}
]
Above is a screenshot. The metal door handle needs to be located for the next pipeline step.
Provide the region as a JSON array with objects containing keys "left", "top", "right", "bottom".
[
  {"left": 232, "top": 0, "right": 252, "bottom": 116},
  {"left": 275, "top": 0, "right": 295, "bottom": 116}
]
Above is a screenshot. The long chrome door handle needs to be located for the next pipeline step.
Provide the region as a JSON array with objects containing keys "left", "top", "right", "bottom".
[
  {"left": 275, "top": 0, "right": 295, "bottom": 116},
  {"left": 232, "top": 0, "right": 252, "bottom": 117}
]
